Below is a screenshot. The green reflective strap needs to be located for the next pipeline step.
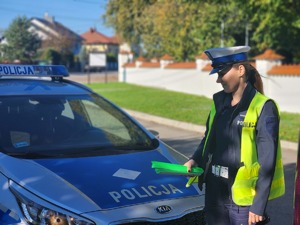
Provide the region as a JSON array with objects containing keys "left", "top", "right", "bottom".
[
  {"left": 202, "top": 103, "right": 216, "bottom": 156},
  {"left": 151, "top": 161, "right": 203, "bottom": 176},
  {"left": 269, "top": 176, "right": 285, "bottom": 199},
  {"left": 186, "top": 176, "right": 199, "bottom": 187},
  {"left": 232, "top": 162, "right": 260, "bottom": 205},
  {"left": 269, "top": 157, "right": 285, "bottom": 199}
]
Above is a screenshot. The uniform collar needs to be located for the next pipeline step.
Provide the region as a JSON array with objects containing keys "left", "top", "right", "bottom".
[{"left": 213, "top": 83, "right": 257, "bottom": 114}]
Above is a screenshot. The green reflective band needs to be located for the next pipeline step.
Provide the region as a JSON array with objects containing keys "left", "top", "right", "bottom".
[
  {"left": 203, "top": 104, "right": 216, "bottom": 156},
  {"left": 151, "top": 161, "right": 203, "bottom": 176}
]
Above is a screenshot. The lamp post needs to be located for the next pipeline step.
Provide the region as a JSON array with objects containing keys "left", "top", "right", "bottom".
[
  {"left": 245, "top": 15, "right": 249, "bottom": 46},
  {"left": 220, "top": 19, "right": 224, "bottom": 47},
  {"left": 220, "top": 18, "right": 250, "bottom": 47}
]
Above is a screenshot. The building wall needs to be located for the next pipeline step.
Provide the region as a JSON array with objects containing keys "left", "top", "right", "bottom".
[
  {"left": 85, "top": 45, "right": 107, "bottom": 53},
  {"left": 119, "top": 55, "right": 300, "bottom": 114},
  {"left": 120, "top": 67, "right": 222, "bottom": 98},
  {"left": 265, "top": 75, "right": 300, "bottom": 113}
]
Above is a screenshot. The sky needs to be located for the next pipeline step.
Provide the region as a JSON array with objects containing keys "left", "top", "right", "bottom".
[{"left": 0, "top": 0, "right": 115, "bottom": 37}]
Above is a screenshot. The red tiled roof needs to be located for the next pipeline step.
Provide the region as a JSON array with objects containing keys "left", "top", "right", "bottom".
[
  {"left": 268, "top": 65, "right": 300, "bottom": 76},
  {"left": 195, "top": 52, "right": 208, "bottom": 59},
  {"left": 81, "top": 28, "right": 118, "bottom": 44},
  {"left": 119, "top": 50, "right": 132, "bottom": 54},
  {"left": 202, "top": 62, "right": 257, "bottom": 72},
  {"left": 121, "top": 49, "right": 300, "bottom": 76},
  {"left": 161, "top": 54, "right": 173, "bottom": 60},
  {"left": 254, "top": 49, "right": 284, "bottom": 60},
  {"left": 151, "top": 58, "right": 159, "bottom": 62},
  {"left": 110, "top": 35, "right": 120, "bottom": 43},
  {"left": 165, "top": 62, "right": 196, "bottom": 69},
  {"left": 123, "top": 62, "right": 136, "bottom": 68},
  {"left": 140, "top": 62, "right": 160, "bottom": 68},
  {"left": 202, "top": 63, "right": 212, "bottom": 71},
  {"left": 136, "top": 56, "right": 146, "bottom": 62}
]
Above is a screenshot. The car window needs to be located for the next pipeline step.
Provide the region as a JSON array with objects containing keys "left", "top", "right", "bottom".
[
  {"left": 83, "top": 100, "right": 131, "bottom": 141},
  {"left": 0, "top": 94, "right": 156, "bottom": 158},
  {"left": 61, "top": 101, "right": 75, "bottom": 119}
]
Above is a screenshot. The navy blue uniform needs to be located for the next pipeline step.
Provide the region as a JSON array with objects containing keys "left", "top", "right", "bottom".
[{"left": 192, "top": 83, "right": 279, "bottom": 225}]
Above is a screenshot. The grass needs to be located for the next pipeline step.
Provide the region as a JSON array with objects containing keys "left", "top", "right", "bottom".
[{"left": 88, "top": 82, "right": 300, "bottom": 143}]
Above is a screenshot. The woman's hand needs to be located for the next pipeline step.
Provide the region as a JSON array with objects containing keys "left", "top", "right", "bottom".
[
  {"left": 248, "top": 211, "right": 264, "bottom": 225},
  {"left": 184, "top": 159, "right": 198, "bottom": 173}
]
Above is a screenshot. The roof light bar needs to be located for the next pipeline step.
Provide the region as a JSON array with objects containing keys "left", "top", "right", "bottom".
[{"left": 0, "top": 64, "right": 69, "bottom": 77}]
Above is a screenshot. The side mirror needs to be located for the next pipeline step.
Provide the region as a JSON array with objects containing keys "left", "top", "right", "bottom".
[
  {"left": 151, "top": 138, "right": 160, "bottom": 149},
  {"left": 149, "top": 129, "right": 159, "bottom": 139}
]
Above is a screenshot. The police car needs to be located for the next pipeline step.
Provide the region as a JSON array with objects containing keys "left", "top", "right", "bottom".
[{"left": 0, "top": 65, "right": 205, "bottom": 225}]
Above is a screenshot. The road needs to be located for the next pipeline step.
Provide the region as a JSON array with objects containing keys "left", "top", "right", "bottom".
[{"left": 137, "top": 118, "right": 297, "bottom": 225}]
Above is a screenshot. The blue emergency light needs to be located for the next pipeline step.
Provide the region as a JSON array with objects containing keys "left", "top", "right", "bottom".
[{"left": 0, "top": 64, "right": 69, "bottom": 77}]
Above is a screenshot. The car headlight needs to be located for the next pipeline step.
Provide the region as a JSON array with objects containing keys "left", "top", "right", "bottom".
[{"left": 13, "top": 191, "right": 94, "bottom": 225}]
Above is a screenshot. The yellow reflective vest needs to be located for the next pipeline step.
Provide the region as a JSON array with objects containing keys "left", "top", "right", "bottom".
[{"left": 205, "top": 92, "right": 285, "bottom": 206}]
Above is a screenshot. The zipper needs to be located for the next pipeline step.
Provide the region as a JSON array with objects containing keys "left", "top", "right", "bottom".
[{"left": 203, "top": 153, "right": 213, "bottom": 181}]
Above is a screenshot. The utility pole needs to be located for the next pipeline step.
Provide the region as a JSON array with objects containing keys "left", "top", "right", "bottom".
[
  {"left": 245, "top": 20, "right": 249, "bottom": 46},
  {"left": 221, "top": 20, "right": 224, "bottom": 47}
]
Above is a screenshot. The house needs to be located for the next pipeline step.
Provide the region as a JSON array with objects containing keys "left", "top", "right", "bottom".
[
  {"left": 29, "top": 13, "right": 84, "bottom": 55},
  {"left": 81, "top": 28, "right": 119, "bottom": 54},
  {"left": 80, "top": 28, "right": 120, "bottom": 69}
]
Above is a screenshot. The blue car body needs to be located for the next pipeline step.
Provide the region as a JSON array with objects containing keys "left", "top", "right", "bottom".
[{"left": 0, "top": 65, "right": 205, "bottom": 225}]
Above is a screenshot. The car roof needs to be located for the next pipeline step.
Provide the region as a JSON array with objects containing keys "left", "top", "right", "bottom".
[
  {"left": 0, "top": 79, "right": 91, "bottom": 96},
  {"left": 0, "top": 64, "right": 92, "bottom": 96}
]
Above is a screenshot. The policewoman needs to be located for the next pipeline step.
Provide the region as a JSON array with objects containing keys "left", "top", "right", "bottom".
[{"left": 184, "top": 46, "right": 285, "bottom": 225}]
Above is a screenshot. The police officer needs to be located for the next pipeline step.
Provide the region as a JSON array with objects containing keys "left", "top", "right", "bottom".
[{"left": 184, "top": 46, "right": 285, "bottom": 225}]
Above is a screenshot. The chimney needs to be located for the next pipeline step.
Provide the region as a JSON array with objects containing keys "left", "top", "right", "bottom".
[
  {"left": 90, "top": 27, "right": 96, "bottom": 33},
  {"left": 44, "top": 12, "right": 54, "bottom": 23}
]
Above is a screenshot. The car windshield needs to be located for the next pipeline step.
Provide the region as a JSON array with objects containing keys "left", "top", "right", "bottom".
[{"left": 0, "top": 94, "right": 156, "bottom": 158}]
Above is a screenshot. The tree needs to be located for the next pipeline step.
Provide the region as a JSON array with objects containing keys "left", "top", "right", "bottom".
[
  {"left": 0, "top": 16, "right": 41, "bottom": 63},
  {"left": 139, "top": 1, "right": 206, "bottom": 61},
  {"left": 78, "top": 46, "right": 88, "bottom": 71},
  {"left": 240, "top": 0, "right": 300, "bottom": 62},
  {"left": 38, "top": 48, "right": 61, "bottom": 65},
  {"left": 104, "top": 0, "right": 300, "bottom": 62},
  {"left": 41, "top": 26, "right": 77, "bottom": 68},
  {"left": 104, "top": 0, "right": 244, "bottom": 61},
  {"left": 104, "top": 0, "right": 157, "bottom": 55}
]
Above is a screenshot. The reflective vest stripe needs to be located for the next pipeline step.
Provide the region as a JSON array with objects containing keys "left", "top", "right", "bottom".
[
  {"left": 240, "top": 92, "right": 265, "bottom": 166},
  {"left": 202, "top": 104, "right": 216, "bottom": 156},
  {"left": 232, "top": 92, "right": 285, "bottom": 205}
]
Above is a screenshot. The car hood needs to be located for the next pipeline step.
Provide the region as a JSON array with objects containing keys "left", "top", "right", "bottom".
[{"left": 1, "top": 150, "right": 200, "bottom": 213}]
